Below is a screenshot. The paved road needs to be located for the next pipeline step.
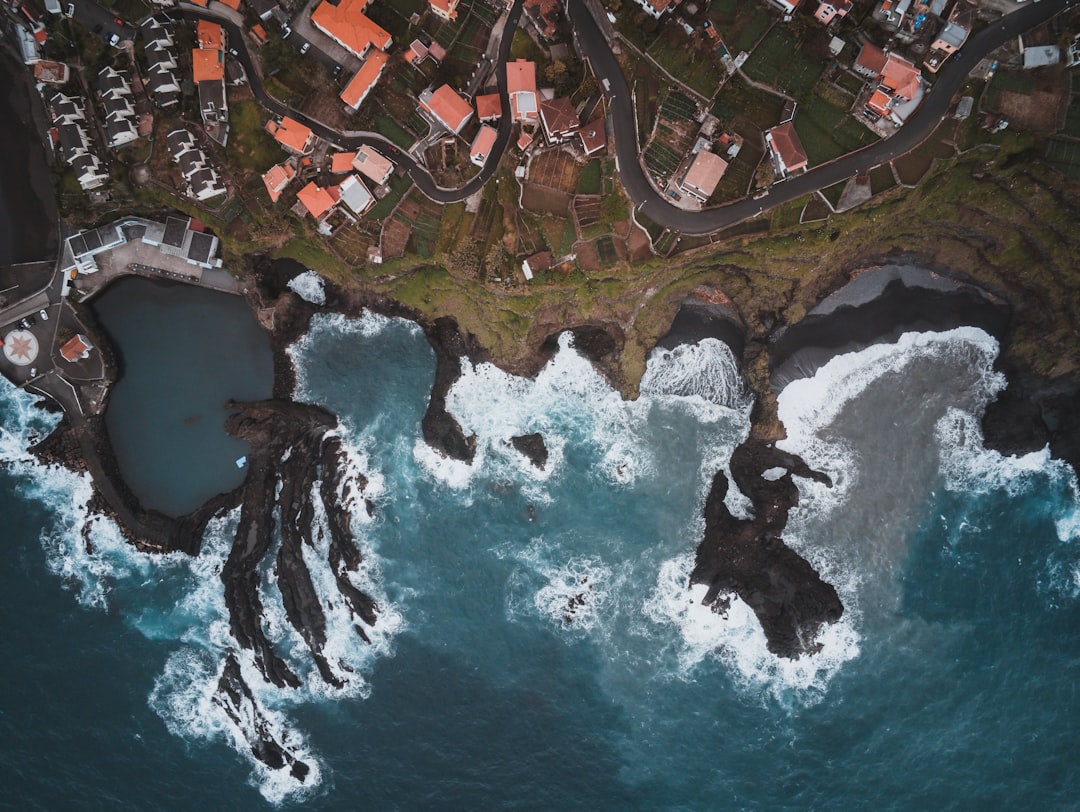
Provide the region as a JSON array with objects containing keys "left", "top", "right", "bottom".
[
  {"left": 568, "top": 0, "right": 1076, "bottom": 234},
  {"left": 181, "top": 0, "right": 524, "bottom": 203}
]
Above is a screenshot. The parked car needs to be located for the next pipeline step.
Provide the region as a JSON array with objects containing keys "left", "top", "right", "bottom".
[
  {"left": 66, "top": 3, "right": 74, "bottom": 16},
  {"left": 39, "top": 309, "right": 49, "bottom": 321},
  {"left": 108, "top": 32, "right": 119, "bottom": 46},
  {"left": 300, "top": 41, "right": 310, "bottom": 54}
]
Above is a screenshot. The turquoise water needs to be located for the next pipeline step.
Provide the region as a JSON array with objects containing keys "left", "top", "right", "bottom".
[
  {"left": 2, "top": 311, "right": 1078, "bottom": 808},
  {"left": 90, "top": 277, "right": 274, "bottom": 516}
]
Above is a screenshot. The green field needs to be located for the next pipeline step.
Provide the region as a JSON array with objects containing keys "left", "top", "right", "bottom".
[
  {"left": 576, "top": 160, "right": 602, "bottom": 194},
  {"left": 375, "top": 115, "right": 416, "bottom": 149},
  {"left": 794, "top": 93, "right": 879, "bottom": 166},
  {"left": 711, "top": 76, "right": 785, "bottom": 130},
  {"left": 743, "top": 28, "right": 824, "bottom": 99}
]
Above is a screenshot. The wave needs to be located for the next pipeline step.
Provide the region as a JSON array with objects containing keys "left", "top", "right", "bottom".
[
  {"left": 286, "top": 269, "right": 326, "bottom": 305},
  {"left": 639, "top": 337, "right": 750, "bottom": 413}
]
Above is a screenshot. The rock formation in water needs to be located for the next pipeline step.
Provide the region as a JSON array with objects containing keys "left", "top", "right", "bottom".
[
  {"left": 222, "top": 399, "right": 379, "bottom": 690},
  {"left": 691, "top": 438, "right": 843, "bottom": 658},
  {"left": 421, "top": 317, "right": 481, "bottom": 463},
  {"left": 214, "top": 653, "right": 312, "bottom": 783},
  {"left": 510, "top": 433, "right": 548, "bottom": 470}
]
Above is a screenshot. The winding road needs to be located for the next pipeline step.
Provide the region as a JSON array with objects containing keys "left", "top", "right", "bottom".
[{"left": 185, "top": 0, "right": 1074, "bottom": 233}]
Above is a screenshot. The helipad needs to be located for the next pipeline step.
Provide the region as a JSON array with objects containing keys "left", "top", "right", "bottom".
[{"left": 3, "top": 330, "right": 39, "bottom": 366}]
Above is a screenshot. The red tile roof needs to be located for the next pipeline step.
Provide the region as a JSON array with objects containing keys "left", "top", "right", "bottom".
[
  {"left": 262, "top": 162, "right": 296, "bottom": 202},
  {"left": 197, "top": 20, "right": 223, "bottom": 50},
  {"left": 539, "top": 97, "right": 579, "bottom": 138},
  {"left": 420, "top": 84, "right": 473, "bottom": 133},
  {"left": 60, "top": 334, "right": 92, "bottom": 363},
  {"left": 475, "top": 92, "right": 502, "bottom": 120},
  {"left": 297, "top": 181, "right": 338, "bottom": 219},
  {"left": 340, "top": 49, "right": 388, "bottom": 109},
  {"left": 311, "top": 0, "right": 391, "bottom": 59},
  {"left": 767, "top": 122, "right": 808, "bottom": 173},
  {"left": 470, "top": 124, "right": 498, "bottom": 161},
  {"left": 191, "top": 48, "right": 224, "bottom": 83},
  {"left": 578, "top": 116, "right": 606, "bottom": 155},
  {"left": 855, "top": 41, "right": 887, "bottom": 75},
  {"left": 330, "top": 151, "right": 357, "bottom": 173},
  {"left": 429, "top": 0, "right": 459, "bottom": 19},
  {"left": 266, "top": 116, "right": 316, "bottom": 154}
]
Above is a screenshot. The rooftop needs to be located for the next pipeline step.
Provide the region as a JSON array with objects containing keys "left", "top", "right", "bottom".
[
  {"left": 266, "top": 116, "right": 316, "bottom": 154},
  {"left": 476, "top": 92, "right": 502, "bottom": 120},
  {"left": 262, "top": 161, "right": 296, "bottom": 201},
  {"left": 767, "top": 121, "right": 808, "bottom": 172},
  {"left": 680, "top": 150, "right": 727, "bottom": 198},
  {"left": 420, "top": 84, "right": 473, "bottom": 133},
  {"left": 297, "top": 181, "right": 338, "bottom": 219},
  {"left": 352, "top": 145, "right": 393, "bottom": 184},
  {"left": 197, "top": 19, "right": 223, "bottom": 50},
  {"left": 340, "top": 49, "right": 388, "bottom": 109},
  {"left": 192, "top": 49, "right": 224, "bottom": 83},
  {"left": 311, "top": 0, "right": 391, "bottom": 59}
]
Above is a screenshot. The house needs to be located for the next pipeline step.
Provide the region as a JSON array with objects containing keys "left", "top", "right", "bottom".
[
  {"left": 249, "top": 0, "right": 279, "bottom": 21},
  {"left": 311, "top": 0, "right": 392, "bottom": 60},
  {"left": 506, "top": 59, "right": 538, "bottom": 123},
  {"left": 198, "top": 79, "right": 229, "bottom": 144},
  {"left": 340, "top": 49, "right": 388, "bottom": 110},
  {"left": 678, "top": 150, "right": 727, "bottom": 203},
  {"left": 428, "top": 0, "right": 458, "bottom": 21},
  {"left": 60, "top": 335, "right": 93, "bottom": 363},
  {"left": 34, "top": 60, "right": 70, "bottom": 84},
  {"left": 522, "top": 251, "right": 553, "bottom": 280},
  {"left": 630, "top": 0, "right": 679, "bottom": 21},
  {"left": 267, "top": 116, "right": 318, "bottom": 155},
  {"left": 49, "top": 92, "right": 109, "bottom": 191},
  {"left": 475, "top": 92, "right": 502, "bottom": 121},
  {"left": 517, "top": 130, "right": 534, "bottom": 151},
  {"left": 192, "top": 48, "right": 224, "bottom": 82},
  {"left": 578, "top": 116, "right": 606, "bottom": 156},
  {"left": 352, "top": 145, "right": 393, "bottom": 185},
  {"left": 853, "top": 42, "right": 888, "bottom": 78},
  {"left": 1023, "top": 46, "right": 1061, "bottom": 69},
  {"left": 814, "top": 0, "right": 851, "bottom": 24},
  {"left": 523, "top": 0, "right": 560, "bottom": 38},
  {"left": 262, "top": 161, "right": 296, "bottom": 202},
  {"left": 765, "top": 121, "right": 808, "bottom": 176},
  {"left": 296, "top": 181, "right": 339, "bottom": 220},
  {"left": 418, "top": 85, "right": 473, "bottom": 134},
  {"left": 404, "top": 39, "right": 428, "bottom": 65},
  {"left": 539, "top": 97, "right": 579, "bottom": 142},
  {"left": 337, "top": 174, "right": 373, "bottom": 215},
  {"left": 165, "top": 128, "right": 226, "bottom": 200},
  {"left": 925, "top": 2, "right": 974, "bottom": 73},
  {"left": 879, "top": 52, "right": 921, "bottom": 101},
  {"left": 330, "top": 151, "right": 357, "bottom": 173},
  {"left": 96, "top": 67, "right": 139, "bottom": 149},
  {"left": 767, "top": 0, "right": 799, "bottom": 14},
  {"left": 197, "top": 19, "right": 223, "bottom": 50},
  {"left": 470, "top": 124, "right": 498, "bottom": 166},
  {"left": 141, "top": 17, "right": 181, "bottom": 107},
  {"left": 249, "top": 24, "right": 268, "bottom": 45}
]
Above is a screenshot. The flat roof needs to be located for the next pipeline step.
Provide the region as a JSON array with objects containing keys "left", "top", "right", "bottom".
[{"left": 163, "top": 216, "right": 189, "bottom": 248}]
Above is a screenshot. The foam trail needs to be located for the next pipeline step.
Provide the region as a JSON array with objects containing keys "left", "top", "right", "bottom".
[{"left": 640, "top": 338, "right": 749, "bottom": 411}]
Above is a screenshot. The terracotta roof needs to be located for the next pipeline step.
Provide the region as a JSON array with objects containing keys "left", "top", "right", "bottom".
[
  {"left": 197, "top": 20, "right": 223, "bottom": 51},
  {"left": 539, "top": 97, "right": 579, "bottom": 138},
  {"left": 405, "top": 39, "right": 428, "bottom": 64},
  {"left": 475, "top": 93, "right": 502, "bottom": 120},
  {"left": 470, "top": 124, "right": 498, "bottom": 160},
  {"left": 854, "top": 41, "right": 887, "bottom": 75},
  {"left": 352, "top": 145, "right": 393, "bottom": 184},
  {"left": 507, "top": 59, "right": 536, "bottom": 95},
  {"left": 881, "top": 53, "right": 920, "bottom": 100},
  {"left": 262, "top": 161, "right": 296, "bottom": 202},
  {"left": 523, "top": 0, "right": 559, "bottom": 38},
  {"left": 420, "top": 84, "right": 473, "bottom": 133},
  {"left": 297, "top": 181, "right": 338, "bottom": 219},
  {"left": 266, "top": 116, "right": 316, "bottom": 154},
  {"left": 340, "top": 49, "right": 388, "bottom": 109},
  {"left": 59, "top": 334, "right": 92, "bottom": 363},
  {"left": 680, "top": 150, "right": 727, "bottom": 198},
  {"left": 330, "top": 151, "right": 357, "bottom": 172},
  {"left": 311, "top": 0, "right": 391, "bottom": 59},
  {"left": 578, "top": 116, "right": 606, "bottom": 155},
  {"left": 250, "top": 24, "right": 268, "bottom": 44},
  {"left": 191, "top": 48, "right": 224, "bottom": 83},
  {"left": 429, "top": 0, "right": 459, "bottom": 19},
  {"left": 767, "top": 122, "right": 808, "bottom": 173},
  {"left": 866, "top": 87, "right": 892, "bottom": 116},
  {"left": 517, "top": 130, "right": 533, "bottom": 150}
]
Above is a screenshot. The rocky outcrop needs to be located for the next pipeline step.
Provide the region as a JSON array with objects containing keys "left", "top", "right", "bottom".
[
  {"left": 690, "top": 438, "right": 843, "bottom": 658},
  {"left": 213, "top": 653, "right": 312, "bottom": 783},
  {"left": 223, "top": 399, "right": 378, "bottom": 689},
  {"left": 421, "top": 317, "right": 481, "bottom": 463},
  {"left": 511, "top": 433, "right": 548, "bottom": 470}
]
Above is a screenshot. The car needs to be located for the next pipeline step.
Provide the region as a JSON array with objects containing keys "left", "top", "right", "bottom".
[
  {"left": 332, "top": 64, "right": 343, "bottom": 77},
  {"left": 282, "top": 24, "right": 292, "bottom": 37},
  {"left": 108, "top": 32, "right": 119, "bottom": 46},
  {"left": 228, "top": 46, "right": 237, "bottom": 56},
  {"left": 30, "top": 367, "right": 37, "bottom": 378},
  {"left": 113, "top": 16, "right": 122, "bottom": 25},
  {"left": 300, "top": 41, "right": 310, "bottom": 54},
  {"left": 16, "top": 318, "right": 29, "bottom": 329},
  {"left": 39, "top": 309, "right": 49, "bottom": 321},
  {"left": 66, "top": 3, "right": 74, "bottom": 16}
]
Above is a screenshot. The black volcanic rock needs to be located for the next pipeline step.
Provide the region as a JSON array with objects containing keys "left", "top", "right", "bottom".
[
  {"left": 511, "top": 433, "right": 548, "bottom": 470},
  {"left": 691, "top": 439, "right": 843, "bottom": 658},
  {"left": 421, "top": 317, "right": 479, "bottom": 463}
]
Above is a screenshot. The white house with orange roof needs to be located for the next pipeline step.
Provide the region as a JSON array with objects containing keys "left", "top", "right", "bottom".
[
  {"left": 470, "top": 125, "right": 498, "bottom": 166},
  {"left": 814, "top": 0, "right": 851, "bottom": 24},
  {"left": 678, "top": 150, "right": 727, "bottom": 203},
  {"left": 297, "top": 181, "right": 338, "bottom": 220},
  {"left": 340, "top": 49, "right": 388, "bottom": 110},
  {"left": 506, "top": 59, "right": 537, "bottom": 123},
  {"left": 266, "top": 116, "right": 318, "bottom": 155},
  {"left": 311, "top": 0, "right": 391, "bottom": 60},
  {"left": 428, "top": 0, "right": 459, "bottom": 20},
  {"left": 765, "top": 122, "right": 808, "bottom": 176},
  {"left": 632, "top": 0, "right": 679, "bottom": 20},
  {"left": 352, "top": 145, "right": 393, "bottom": 185},
  {"left": 419, "top": 84, "right": 473, "bottom": 134},
  {"left": 262, "top": 161, "right": 296, "bottom": 202}
]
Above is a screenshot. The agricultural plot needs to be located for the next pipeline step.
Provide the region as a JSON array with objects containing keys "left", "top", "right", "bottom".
[
  {"left": 743, "top": 27, "right": 824, "bottom": 99},
  {"left": 643, "top": 89, "right": 701, "bottom": 185},
  {"left": 529, "top": 149, "right": 582, "bottom": 193},
  {"left": 711, "top": 76, "right": 785, "bottom": 131},
  {"left": 576, "top": 160, "right": 601, "bottom": 195},
  {"left": 1047, "top": 139, "right": 1080, "bottom": 180},
  {"left": 869, "top": 164, "right": 896, "bottom": 195},
  {"left": 645, "top": 28, "right": 725, "bottom": 98},
  {"left": 892, "top": 134, "right": 955, "bottom": 186},
  {"left": 514, "top": 212, "right": 547, "bottom": 257},
  {"left": 522, "top": 184, "right": 573, "bottom": 216},
  {"left": 794, "top": 92, "right": 879, "bottom": 166},
  {"left": 573, "top": 195, "right": 602, "bottom": 230},
  {"left": 331, "top": 220, "right": 379, "bottom": 266},
  {"left": 1064, "top": 99, "right": 1080, "bottom": 138}
]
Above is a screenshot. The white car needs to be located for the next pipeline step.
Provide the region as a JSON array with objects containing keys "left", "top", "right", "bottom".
[
  {"left": 108, "top": 32, "right": 119, "bottom": 46},
  {"left": 39, "top": 309, "right": 48, "bottom": 321}
]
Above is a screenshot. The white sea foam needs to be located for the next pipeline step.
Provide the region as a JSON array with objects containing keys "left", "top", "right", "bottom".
[
  {"left": 287, "top": 269, "right": 326, "bottom": 305},
  {"left": 640, "top": 338, "right": 749, "bottom": 412},
  {"left": 643, "top": 554, "right": 860, "bottom": 704}
]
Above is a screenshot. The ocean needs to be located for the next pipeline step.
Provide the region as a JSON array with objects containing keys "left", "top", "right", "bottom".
[{"left": 3, "top": 301, "right": 1079, "bottom": 809}]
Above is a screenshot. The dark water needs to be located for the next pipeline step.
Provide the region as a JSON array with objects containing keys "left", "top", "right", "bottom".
[
  {"left": 2, "top": 312, "right": 1077, "bottom": 809},
  {"left": 91, "top": 276, "right": 273, "bottom": 515}
]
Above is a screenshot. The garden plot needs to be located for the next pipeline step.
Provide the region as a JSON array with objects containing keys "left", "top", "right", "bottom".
[
  {"left": 529, "top": 149, "right": 582, "bottom": 193},
  {"left": 643, "top": 88, "right": 701, "bottom": 186}
]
